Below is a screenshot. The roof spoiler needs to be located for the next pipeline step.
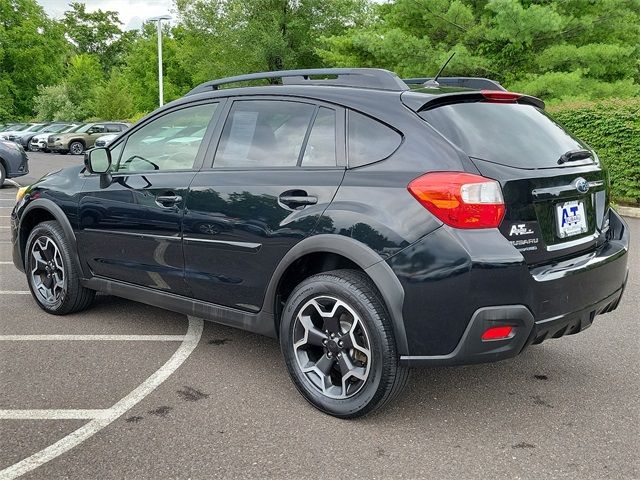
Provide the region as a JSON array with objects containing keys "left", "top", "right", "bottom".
[{"left": 403, "top": 77, "right": 506, "bottom": 91}]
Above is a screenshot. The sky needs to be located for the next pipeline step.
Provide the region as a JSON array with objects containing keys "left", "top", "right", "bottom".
[{"left": 36, "top": 0, "right": 174, "bottom": 30}]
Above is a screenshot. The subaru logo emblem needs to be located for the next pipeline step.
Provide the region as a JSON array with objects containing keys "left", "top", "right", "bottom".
[{"left": 574, "top": 177, "right": 589, "bottom": 194}]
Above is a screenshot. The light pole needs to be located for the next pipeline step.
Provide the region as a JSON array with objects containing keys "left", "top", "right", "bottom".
[{"left": 149, "top": 15, "right": 172, "bottom": 107}]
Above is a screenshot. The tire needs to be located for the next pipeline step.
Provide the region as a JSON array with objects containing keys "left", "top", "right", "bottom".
[
  {"left": 280, "top": 269, "right": 409, "bottom": 418},
  {"left": 69, "top": 141, "right": 84, "bottom": 155},
  {"left": 25, "top": 220, "right": 95, "bottom": 315},
  {"left": 0, "top": 163, "right": 5, "bottom": 188}
]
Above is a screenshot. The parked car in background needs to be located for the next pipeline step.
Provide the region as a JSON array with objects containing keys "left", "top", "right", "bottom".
[
  {"left": 48, "top": 122, "right": 129, "bottom": 155},
  {"left": 0, "top": 123, "right": 28, "bottom": 133},
  {"left": 13, "top": 123, "right": 72, "bottom": 151},
  {"left": 30, "top": 124, "right": 78, "bottom": 152},
  {"left": 0, "top": 139, "right": 28, "bottom": 187},
  {"left": 0, "top": 123, "right": 40, "bottom": 139},
  {"left": 94, "top": 133, "right": 118, "bottom": 148}
]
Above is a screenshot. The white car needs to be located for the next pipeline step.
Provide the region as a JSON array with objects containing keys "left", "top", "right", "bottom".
[
  {"left": 94, "top": 134, "right": 119, "bottom": 148},
  {"left": 30, "top": 124, "right": 80, "bottom": 152},
  {"left": 0, "top": 123, "right": 46, "bottom": 141}
]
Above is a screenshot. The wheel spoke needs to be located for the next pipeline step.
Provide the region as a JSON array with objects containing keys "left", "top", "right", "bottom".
[
  {"left": 293, "top": 314, "right": 328, "bottom": 349},
  {"left": 314, "top": 353, "right": 335, "bottom": 376}
]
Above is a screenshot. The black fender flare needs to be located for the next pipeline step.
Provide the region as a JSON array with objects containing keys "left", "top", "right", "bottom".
[
  {"left": 18, "top": 198, "right": 85, "bottom": 277},
  {"left": 263, "top": 234, "right": 409, "bottom": 355}
]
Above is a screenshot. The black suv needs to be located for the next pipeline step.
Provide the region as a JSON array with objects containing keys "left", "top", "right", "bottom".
[{"left": 10, "top": 69, "right": 629, "bottom": 418}]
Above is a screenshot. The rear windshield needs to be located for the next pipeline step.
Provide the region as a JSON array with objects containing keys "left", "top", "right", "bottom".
[{"left": 420, "top": 103, "right": 591, "bottom": 169}]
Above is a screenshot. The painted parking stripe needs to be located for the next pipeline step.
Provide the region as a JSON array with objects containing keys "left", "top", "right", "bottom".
[
  {"left": 0, "top": 410, "right": 109, "bottom": 420},
  {"left": 0, "top": 262, "right": 13, "bottom": 265},
  {"left": 0, "top": 291, "right": 30, "bottom": 295},
  {"left": 0, "top": 317, "right": 203, "bottom": 480},
  {"left": 0, "top": 334, "right": 186, "bottom": 341}
]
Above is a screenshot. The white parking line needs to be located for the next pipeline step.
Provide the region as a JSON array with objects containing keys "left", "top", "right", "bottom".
[
  {"left": 0, "top": 262, "right": 12, "bottom": 265},
  {"left": 0, "top": 317, "right": 204, "bottom": 480},
  {"left": 0, "top": 334, "right": 186, "bottom": 341},
  {"left": 0, "top": 410, "right": 109, "bottom": 420},
  {"left": 0, "top": 291, "right": 30, "bottom": 295}
]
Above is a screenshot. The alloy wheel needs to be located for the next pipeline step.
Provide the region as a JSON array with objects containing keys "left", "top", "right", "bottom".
[
  {"left": 293, "top": 296, "right": 371, "bottom": 399},
  {"left": 70, "top": 143, "right": 83, "bottom": 155},
  {"left": 30, "top": 236, "right": 66, "bottom": 304}
]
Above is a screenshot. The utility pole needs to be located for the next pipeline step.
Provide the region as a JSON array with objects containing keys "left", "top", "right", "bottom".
[{"left": 148, "top": 15, "right": 172, "bottom": 107}]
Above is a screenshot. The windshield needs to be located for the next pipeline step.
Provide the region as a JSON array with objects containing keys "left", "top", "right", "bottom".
[
  {"left": 65, "top": 124, "right": 84, "bottom": 133},
  {"left": 76, "top": 124, "right": 94, "bottom": 133},
  {"left": 46, "top": 124, "right": 72, "bottom": 133},
  {"left": 420, "top": 103, "right": 591, "bottom": 169}
]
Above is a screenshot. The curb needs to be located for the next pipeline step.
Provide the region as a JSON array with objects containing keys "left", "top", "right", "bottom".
[{"left": 614, "top": 205, "right": 640, "bottom": 219}]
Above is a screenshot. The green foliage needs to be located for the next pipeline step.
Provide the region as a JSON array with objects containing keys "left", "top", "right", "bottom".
[
  {"left": 94, "top": 70, "right": 136, "bottom": 120},
  {"left": 63, "top": 2, "right": 134, "bottom": 72},
  {"left": 0, "top": 0, "right": 69, "bottom": 120},
  {"left": 65, "top": 54, "right": 104, "bottom": 120},
  {"left": 174, "top": 0, "right": 369, "bottom": 84},
  {"left": 32, "top": 84, "right": 81, "bottom": 121},
  {"left": 548, "top": 99, "right": 640, "bottom": 204},
  {"left": 319, "top": 0, "right": 640, "bottom": 102}
]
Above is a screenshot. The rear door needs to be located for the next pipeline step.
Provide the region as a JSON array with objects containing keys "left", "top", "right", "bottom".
[
  {"left": 183, "top": 97, "right": 345, "bottom": 312},
  {"left": 420, "top": 101, "right": 609, "bottom": 264}
]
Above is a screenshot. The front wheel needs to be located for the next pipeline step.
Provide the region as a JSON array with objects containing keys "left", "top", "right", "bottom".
[
  {"left": 0, "top": 163, "right": 5, "bottom": 188},
  {"left": 69, "top": 141, "right": 84, "bottom": 155},
  {"left": 25, "top": 221, "right": 95, "bottom": 315},
  {"left": 280, "top": 269, "right": 409, "bottom": 418}
]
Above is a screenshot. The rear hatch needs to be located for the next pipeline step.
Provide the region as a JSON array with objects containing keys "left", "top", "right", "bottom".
[{"left": 416, "top": 98, "right": 609, "bottom": 265}]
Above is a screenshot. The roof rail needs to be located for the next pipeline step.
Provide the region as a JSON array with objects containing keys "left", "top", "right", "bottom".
[
  {"left": 187, "top": 68, "right": 410, "bottom": 95},
  {"left": 403, "top": 77, "right": 506, "bottom": 91}
]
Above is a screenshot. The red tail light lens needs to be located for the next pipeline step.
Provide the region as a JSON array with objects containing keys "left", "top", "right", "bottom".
[
  {"left": 481, "top": 325, "right": 514, "bottom": 341},
  {"left": 481, "top": 90, "right": 522, "bottom": 103},
  {"left": 408, "top": 172, "right": 505, "bottom": 229}
]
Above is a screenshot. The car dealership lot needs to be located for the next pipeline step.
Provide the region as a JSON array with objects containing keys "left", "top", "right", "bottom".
[{"left": 0, "top": 152, "right": 638, "bottom": 479}]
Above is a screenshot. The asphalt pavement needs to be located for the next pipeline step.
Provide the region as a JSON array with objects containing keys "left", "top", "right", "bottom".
[{"left": 0, "top": 151, "right": 638, "bottom": 479}]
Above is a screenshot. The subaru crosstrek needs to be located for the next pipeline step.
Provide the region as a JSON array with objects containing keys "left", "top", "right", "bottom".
[{"left": 10, "top": 69, "right": 629, "bottom": 418}]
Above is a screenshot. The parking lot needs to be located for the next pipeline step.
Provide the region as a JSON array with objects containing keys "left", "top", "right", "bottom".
[{"left": 0, "top": 151, "right": 638, "bottom": 479}]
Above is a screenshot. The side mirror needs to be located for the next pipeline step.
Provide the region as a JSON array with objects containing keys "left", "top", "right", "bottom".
[{"left": 85, "top": 147, "right": 112, "bottom": 174}]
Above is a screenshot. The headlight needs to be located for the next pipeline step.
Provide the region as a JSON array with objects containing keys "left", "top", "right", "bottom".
[{"left": 16, "top": 186, "right": 29, "bottom": 203}]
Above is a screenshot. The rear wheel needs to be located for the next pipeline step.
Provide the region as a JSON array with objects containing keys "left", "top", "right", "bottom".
[
  {"left": 280, "top": 269, "right": 409, "bottom": 418},
  {"left": 69, "top": 141, "right": 84, "bottom": 155},
  {"left": 25, "top": 221, "right": 95, "bottom": 315},
  {"left": 0, "top": 163, "right": 5, "bottom": 188}
]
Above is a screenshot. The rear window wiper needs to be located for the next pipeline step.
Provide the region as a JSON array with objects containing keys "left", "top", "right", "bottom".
[{"left": 558, "top": 149, "right": 592, "bottom": 165}]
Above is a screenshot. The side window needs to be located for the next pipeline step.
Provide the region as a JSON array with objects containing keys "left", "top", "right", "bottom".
[
  {"left": 214, "top": 100, "right": 315, "bottom": 168},
  {"left": 89, "top": 124, "right": 105, "bottom": 134},
  {"left": 348, "top": 111, "right": 402, "bottom": 167},
  {"left": 301, "top": 107, "right": 337, "bottom": 167},
  {"left": 105, "top": 124, "right": 121, "bottom": 133},
  {"left": 116, "top": 103, "right": 217, "bottom": 173}
]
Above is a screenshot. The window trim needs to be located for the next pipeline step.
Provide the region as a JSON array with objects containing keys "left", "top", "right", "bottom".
[
  {"left": 104, "top": 99, "right": 225, "bottom": 177},
  {"left": 205, "top": 95, "right": 346, "bottom": 170}
]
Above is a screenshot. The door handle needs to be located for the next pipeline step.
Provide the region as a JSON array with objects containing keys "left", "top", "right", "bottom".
[
  {"left": 279, "top": 191, "right": 318, "bottom": 209},
  {"left": 155, "top": 195, "right": 183, "bottom": 207}
]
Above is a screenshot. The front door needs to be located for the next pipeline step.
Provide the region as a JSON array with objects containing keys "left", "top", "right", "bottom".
[
  {"left": 77, "top": 101, "right": 221, "bottom": 294},
  {"left": 183, "top": 98, "right": 345, "bottom": 312}
]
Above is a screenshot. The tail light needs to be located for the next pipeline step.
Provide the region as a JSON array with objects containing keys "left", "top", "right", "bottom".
[
  {"left": 481, "top": 325, "right": 514, "bottom": 341},
  {"left": 408, "top": 172, "right": 505, "bottom": 229},
  {"left": 481, "top": 90, "right": 522, "bottom": 103}
]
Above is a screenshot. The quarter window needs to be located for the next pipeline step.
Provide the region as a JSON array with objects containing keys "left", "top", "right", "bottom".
[
  {"left": 348, "top": 111, "right": 402, "bottom": 167},
  {"left": 116, "top": 103, "right": 217, "bottom": 172},
  {"left": 214, "top": 100, "right": 315, "bottom": 168}
]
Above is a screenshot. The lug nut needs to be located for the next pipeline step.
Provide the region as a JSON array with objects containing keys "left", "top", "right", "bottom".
[
  {"left": 327, "top": 352, "right": 332, "bottom": 358},
  {"left": 322, "top": 339, "right": 328, "bottom": 345},
  {"left": 338, "top": 341, "right": 344, "bottom": 347}
]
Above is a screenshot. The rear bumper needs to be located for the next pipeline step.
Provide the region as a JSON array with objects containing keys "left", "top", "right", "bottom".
[
  {"left": 391, "top": 209, "right": 629, "bottom": 365},
  {"left": 401, "top": 282, "right": 625, "bottom": 366}
]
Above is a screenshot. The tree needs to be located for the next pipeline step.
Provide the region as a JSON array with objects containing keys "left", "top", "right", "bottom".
[
  {"left": 63, "top": 2, "right": 134, "bottom": 72},
  {"left": 174, "top": 0, "right": 370, "bottom": 84},
  {"left": 318, "top": 0, "right": 640, "bottom": 103},
  {"left": 0, "top": 0, "right": 68, "bottom": 120},
  {"left": 65, "top": 54, "right": 104, "bottom": 120},
  {"left": 33, "top": 84, "right": 81, "bottom": 121},
  {"left": 94, "top": 70, "right": 136, "bottom": 120}
]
